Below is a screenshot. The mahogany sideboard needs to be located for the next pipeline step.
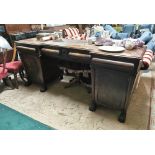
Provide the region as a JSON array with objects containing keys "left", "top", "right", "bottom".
[{"left": 15, "top": 38, "right": 145, "bottom": 122}]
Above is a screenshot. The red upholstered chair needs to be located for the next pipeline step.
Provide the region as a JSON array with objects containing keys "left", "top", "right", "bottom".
[
  {"left": 0, "top": 66, "right": 9, "bottom": 92},
  {"left": 0, "top": 67, "right": 8, "bottom": 81},
  {"left": 4, "top": 60, "right": 23, "bottom": 88},
  {"left": 0, "top": 43, "right": 24, "bottom": 88},
  {"left": 0, "top": 50, "right": 14, "bottom": 92},
  {"left": 0, "top": 50, "right": 7, "bottom": 80}
]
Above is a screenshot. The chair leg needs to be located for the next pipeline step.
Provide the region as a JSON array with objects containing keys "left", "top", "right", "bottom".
[
  {"left": 0, "top": 80, "right": 5, "bottom": 93},
  {"left": 2, "top": 78, "right": 7, "bottom": 86},
  {"left": 14, "top": 73, "right": 19, "bottom": 89},
  {"left": 6, "top": 77, "right": 14, "bottom": 89},
  {"left": 0, "top": 77, "right": 14, "bottom": 93}
]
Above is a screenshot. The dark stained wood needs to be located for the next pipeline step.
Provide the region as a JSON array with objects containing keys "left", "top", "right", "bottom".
[
  {"left": 16, "top": 45, "right": 62, "bottom": 92},
  {"left": 15, "top": 38, "right": 146, "bottom": 122},
  {"left": 16, "top": 38, "right": 145, "bottom": 59}
]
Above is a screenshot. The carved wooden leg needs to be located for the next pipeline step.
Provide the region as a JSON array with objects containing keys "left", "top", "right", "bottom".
[
  {"left": 89, "top": 101, "right": 97, "bottom": 112},
  {"left": 0, "top": 80, "right": 4, "bottom": 93},
  {"left": 59, "top": 70, "right": 64, "bottom": 80},
  {"left": 118, "top": 110, "right": 127, "bottom": 123},
  {"left": 59, "top": 74, "right": 63, "bottom": 80},
  {"left": 40, "top": 84, "right": 47, "bottom": 92}
]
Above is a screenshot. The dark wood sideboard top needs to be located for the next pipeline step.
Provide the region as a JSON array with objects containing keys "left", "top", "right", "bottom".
[{"left": 15, "top": 38, "right": 145, "bottom": 60}]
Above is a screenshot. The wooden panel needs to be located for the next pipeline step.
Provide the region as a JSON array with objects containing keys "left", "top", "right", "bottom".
[
  {"left": 5, "top": 24, "right": 20, "bottom": 33},
  {"left": 5, "top": 24, "right": 32, "bottom": 34},
  {"left": 18, "top": 24, "right": 31, "bottom": 32}
]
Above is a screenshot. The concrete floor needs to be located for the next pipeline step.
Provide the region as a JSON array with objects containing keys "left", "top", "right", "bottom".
[{"left": 0, "top": 67, "right": 153, "bottom": 130}]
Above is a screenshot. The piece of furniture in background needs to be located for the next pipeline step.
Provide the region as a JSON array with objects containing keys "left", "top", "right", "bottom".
[
  {"left": 121, "top": 24, "right": 136, "bottom": 37},
  {"left": 31, "top": 24, "right": 44, "bottom": 31},
  {"left": 2, "top": 24, "right": 51, "bottom": 89},
  {"left": 9, "top": 31, "right": 38, "bottom": 44},
  {"left": 2, "top": 59, "right": 23, "bottom": 89},
  {"left": 2, "top": 24, "right": 38, "bottom": 66},
  {"left": 141, "top": 49, "right": 154, "bottom": 70},
  {"left": 139, "top": 31, "right": 153, "bottom": 44},
  {"left": 104, "top": 24, "right": 141, "bottom": 39},
  {"left": 0, "top": 50, "right": 11, "bottom": 92},
  {"left": 43, "top": 24, "right": 69, "bottom": 32},
  {"left": 0, "top": 64, "right": 13, "bottom": 93},
  {"left": 104, "top": 25, "right": 129, "bottom": 39},
  {"left": 0, "top": 50, "right": 27, "bottom": 88},
  {"left": 0, "top": 34, "right": 29, "bottom": 88},
  {"left": 5, "top": 24, "right": 42, "bottom": 34},
  {"left": 0, "top": 36, "right": 14, "bottom": 92},
  {"left": 138, "top": 24, "right": 155, "bottom": 33},
  {"left": 42, "top": 24, "right": 91, "bottom": 35},
  {"left": 134, "top": 24, "right": 155, "bottom": 39},
  {"left": 5, "top": 24, "right": 32, "bottom": 34},
  {"left": 0, "top": 49, "right": 23, "bottom": 89},
  {"left": 62, "top": 27, "right": 86, "bottom": 40},
  {"left": 3, "top": 24, "right": 38, "bottom": 46},
  {"left": 68, "top": 24, "right": 94, "bottom": 34},
  {"left": 138, "top": 30, "right": 155, "bottom": 69},
  {"left": 110, "top": 24, "right": 142, "bottom": 39}
]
